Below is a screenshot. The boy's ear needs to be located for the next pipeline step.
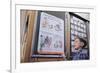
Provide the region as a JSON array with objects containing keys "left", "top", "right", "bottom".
[{"left": 80, "top": 42, "right": 84, "bottom": 48}]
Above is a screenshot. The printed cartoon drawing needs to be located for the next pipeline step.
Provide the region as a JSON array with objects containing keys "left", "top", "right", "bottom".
[
  {"left": 54, "top": 23, "right": 62, "bottom": 31},
  {"left": 54, "top": 40, "right": 62, "bottom": 48},
  {"left": 40, "top": 35, "right": 52, "bottom": 50},
  {"left": 42, "top": 17, "right": 48, "bottom": 28}
]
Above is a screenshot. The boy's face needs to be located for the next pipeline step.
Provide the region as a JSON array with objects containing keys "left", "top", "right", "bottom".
[{"left": 74, "top": 38, "right": 82, "bottom": 50}]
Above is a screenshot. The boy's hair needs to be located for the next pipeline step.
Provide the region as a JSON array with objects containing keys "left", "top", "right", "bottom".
[{"left": 75, "top": 36, "right": 87, "bottom": 48}]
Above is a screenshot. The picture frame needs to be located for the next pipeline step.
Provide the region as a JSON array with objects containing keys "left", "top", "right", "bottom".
[{"left": 11, "top": 0, "right": 96, "bottom": 73}]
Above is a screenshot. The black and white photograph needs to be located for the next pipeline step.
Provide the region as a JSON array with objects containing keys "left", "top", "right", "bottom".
[{"left": 20, "top": 10, "right": 90, "bottom": 62}]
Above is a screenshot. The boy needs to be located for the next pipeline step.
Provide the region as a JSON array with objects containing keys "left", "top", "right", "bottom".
[{"left": 72, "top": 36, "right": 89, "bottom": 60}]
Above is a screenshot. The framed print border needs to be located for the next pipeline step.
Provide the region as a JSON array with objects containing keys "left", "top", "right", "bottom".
[{"left": 11, "top": 1, "right": 96, "bottom": 73}]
